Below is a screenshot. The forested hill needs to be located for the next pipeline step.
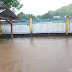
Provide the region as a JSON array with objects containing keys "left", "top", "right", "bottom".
[
  {"left": 38, "top": 4, "right": 72, "bottom": 19},
  {"left": 53, "top": 4, "right": 72, "bottom": 16}
]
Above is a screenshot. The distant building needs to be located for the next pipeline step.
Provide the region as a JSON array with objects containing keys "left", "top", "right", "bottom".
[{"left": 53, "top": 16, "right": 60, "bottom": 19}]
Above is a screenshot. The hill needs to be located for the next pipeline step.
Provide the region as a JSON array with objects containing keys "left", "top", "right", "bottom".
[{"left": 39, "top": 4, "right": 72, "bottom": 19}]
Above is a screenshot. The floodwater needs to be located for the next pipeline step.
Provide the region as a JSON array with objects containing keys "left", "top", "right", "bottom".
[{"left": 0, "top": 37, "right": 72, "bottom": 72}]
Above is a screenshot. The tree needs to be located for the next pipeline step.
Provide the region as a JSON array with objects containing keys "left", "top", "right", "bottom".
[
  {"left": 25, "top": 14, "right": 35, "bottom": 20},
  {"left": 0, "top": 0, "right": 23, "bottom": 9},
  {"left": 40, "top": 12, "right": 53, "bottom": 19},
  {"left": 17, "top": 12, "right": 35, "bottom": 20},
  {"left": 17, "top": 12, "right": 26, "bottom": 19}
]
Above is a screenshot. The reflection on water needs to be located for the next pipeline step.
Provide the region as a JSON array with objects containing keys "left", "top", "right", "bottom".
[{"left": 0, "top": 37, "right": 72, "bottom": 72}]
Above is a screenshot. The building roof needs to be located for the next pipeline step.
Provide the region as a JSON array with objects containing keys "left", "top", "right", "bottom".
[{"left": 0, "top": 2, "right": 18, "bottom": 20}]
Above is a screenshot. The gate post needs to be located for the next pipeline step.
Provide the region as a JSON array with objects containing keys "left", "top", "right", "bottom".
[
  {"left": 30, "top": 18, "right": 33, "bottom": 34},
  {"left": 66, "top": 16, "right": 69, "bottom": 35}
]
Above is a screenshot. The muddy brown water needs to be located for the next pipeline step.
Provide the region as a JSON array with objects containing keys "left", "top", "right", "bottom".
[{"left": 0, "top": 36, "right": 72, "bottom": 72}]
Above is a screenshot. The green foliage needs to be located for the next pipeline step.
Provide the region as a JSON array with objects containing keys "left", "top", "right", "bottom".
[
  {"left": 0, "top": 0, "right": 22, "bottom": 9},
  {"left": 38, "top": 11, "right": 53, "bottom": 19},
  {"left": 38, "top": 4, "right": 72, "bottom": 19},
  {"left": 51, "top": 4, "right": 72, "bottom": 17},
  {"left": 17, "top": 12, "right": 35, "bottom": 20},
  {"left": 17, "top": 3, "right": 72, "bottom": 19}
]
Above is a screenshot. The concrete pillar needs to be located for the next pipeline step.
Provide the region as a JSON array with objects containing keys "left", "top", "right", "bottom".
[
  {"left": 0, "top": 20, "right": 2, "bottom": 35},
  {"left": 30, "top": 18, "right": 33, "bottom": 34},
  {"left": 66, "top": 16, "right": 69, "bottom": 35}
]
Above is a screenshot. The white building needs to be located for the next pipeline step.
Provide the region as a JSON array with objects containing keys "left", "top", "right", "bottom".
[{"left": 53, "top": 16, "right": 60, "bottom": 19}]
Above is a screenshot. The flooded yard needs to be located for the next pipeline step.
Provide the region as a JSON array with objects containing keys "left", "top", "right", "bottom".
[{"left": 0, "top": 37, "right": 72, "bottom": 72}]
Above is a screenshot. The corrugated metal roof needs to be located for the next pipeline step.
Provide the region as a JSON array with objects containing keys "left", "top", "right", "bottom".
[{"left": 0, "top": 2, "right": 18, "bottom": 19}]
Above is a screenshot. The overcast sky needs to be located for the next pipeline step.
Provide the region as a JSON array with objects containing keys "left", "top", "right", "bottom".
[{"left": 16, "top": 0, "right": 72, "bottom": 16}]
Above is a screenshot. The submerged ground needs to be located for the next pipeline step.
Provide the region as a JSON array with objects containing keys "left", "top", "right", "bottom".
[{"left": 0, "top": 36, "right": 72, "bottom": 72}]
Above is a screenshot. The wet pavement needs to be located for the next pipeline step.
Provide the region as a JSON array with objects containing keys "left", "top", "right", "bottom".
[{"left": 0, "top": 36, "right": 72, "bottom": 72}]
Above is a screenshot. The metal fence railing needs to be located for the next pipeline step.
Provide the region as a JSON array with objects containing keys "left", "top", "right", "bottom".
[{"left": 0, "top": 16, "right": 71, "bottom": 35}]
